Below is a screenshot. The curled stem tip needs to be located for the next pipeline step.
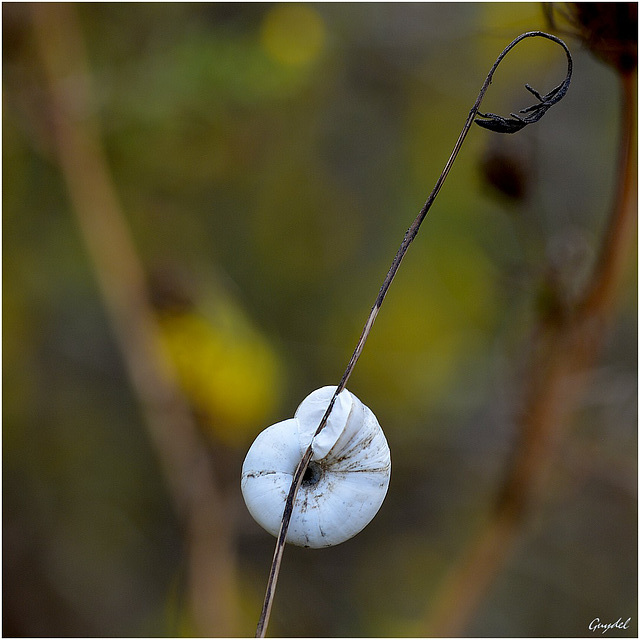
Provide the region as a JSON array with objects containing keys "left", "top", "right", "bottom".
[
  {"left": 475, "top": 31, "right": 573, "bottom": 133},
  {"left": 256, "top": 30, "right": 572, "bottom": 638}
]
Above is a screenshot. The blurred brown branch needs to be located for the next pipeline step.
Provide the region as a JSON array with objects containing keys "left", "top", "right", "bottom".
[
  {"left": 30, "top": 3, "right": 240, "bottom": 635},
  {"left": 423, "top": 64, "right": 637, "bottom": 637}
]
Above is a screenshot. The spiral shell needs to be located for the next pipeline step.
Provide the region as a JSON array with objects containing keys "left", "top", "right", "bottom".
[{"left": 241, "top": 386, "right": 391, "bottom": 548}]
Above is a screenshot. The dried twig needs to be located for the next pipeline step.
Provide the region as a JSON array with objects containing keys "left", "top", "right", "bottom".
[{"left": 256, "top": 31, "right": 573, "bottom": 638}]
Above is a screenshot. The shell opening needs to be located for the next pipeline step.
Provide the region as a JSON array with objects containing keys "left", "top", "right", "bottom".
[{"left": 302, "top": 461, "right": 322, "bottom": 487}]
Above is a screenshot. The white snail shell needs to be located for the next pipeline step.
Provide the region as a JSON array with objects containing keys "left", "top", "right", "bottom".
[{"left": 241, "top": 386, "right": 391, "bottom": 548}]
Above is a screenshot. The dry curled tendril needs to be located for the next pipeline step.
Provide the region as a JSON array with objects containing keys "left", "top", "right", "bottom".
[
  {"left": 252, "top": 30, "right": 573, "bottom": 638},
  {"left": 475, "top": 31, "right": 573, "bottom": 133},
  {"left": 476, "top": 81, "right": 571, "bottom": 133}
]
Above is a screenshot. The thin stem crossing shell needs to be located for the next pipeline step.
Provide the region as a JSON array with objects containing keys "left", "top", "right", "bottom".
[{"left": 241, "top": 386, "right": 391, "bottom": 548}]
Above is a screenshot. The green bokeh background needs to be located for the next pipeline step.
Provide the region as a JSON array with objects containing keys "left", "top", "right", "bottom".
[{"left": 3, "top": 3, "right": 637, "bottom": 637}]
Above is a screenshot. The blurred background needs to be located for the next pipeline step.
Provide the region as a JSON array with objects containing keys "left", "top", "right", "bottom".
[{"left": 3, "top": 2, "right": 637, "bottom": 637}]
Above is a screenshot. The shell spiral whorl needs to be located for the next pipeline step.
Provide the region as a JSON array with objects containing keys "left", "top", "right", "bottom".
[{"left": 241, "top": 386, "right": 391, "bottom": 548}]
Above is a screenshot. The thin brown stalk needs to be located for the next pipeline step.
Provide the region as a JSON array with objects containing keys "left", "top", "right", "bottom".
[
  {"left": 423, "top": 68, "right": 637, "bottom": 638},
  {"left": 30, "top": 4, "right": 240, "bottom": 635},
  {"left": 256, "top": 31, "right": 573, "bottom": 638}
]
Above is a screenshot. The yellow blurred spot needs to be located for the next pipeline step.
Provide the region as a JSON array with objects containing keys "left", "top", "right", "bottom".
[
  {"left": 158, "top": 304, "right": 283, "bottom": 448},
  {"left": 260, "top": 3, "right": 325, "bottom": 67}
]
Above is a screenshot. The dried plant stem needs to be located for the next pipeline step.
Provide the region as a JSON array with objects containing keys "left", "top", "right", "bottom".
[
  {"left": 423, "top": 69, "right": 637, "bottom": 638},
  {"left": 30, "top": 5, "right": 240, "bottom": 635},
  {"left": 256, "top": 31, "right": 573, "bottom": 638}
]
